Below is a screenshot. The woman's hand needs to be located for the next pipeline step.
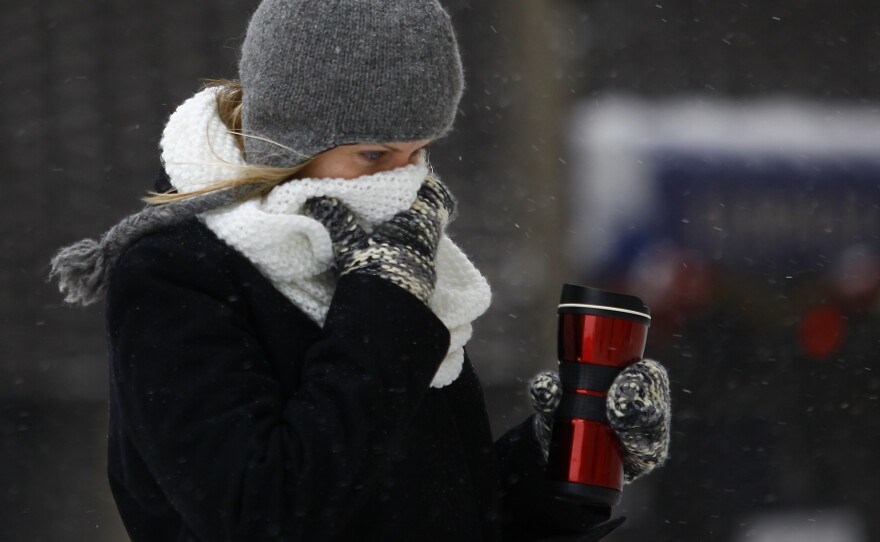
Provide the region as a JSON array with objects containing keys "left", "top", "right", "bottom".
[
  {"left": 529, "top": 359, "right": 672, "bottom": 483},
  {"left": 303, "top": 175, "right": 456, "bottom": 305}
]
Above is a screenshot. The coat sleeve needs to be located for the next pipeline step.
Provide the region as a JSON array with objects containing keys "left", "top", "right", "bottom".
[
  {"left": 495, "top": 415, "right": 621, "bottom": 541},
  {"left": 105, "top": 231, "right": 451, "bottom": 541}
]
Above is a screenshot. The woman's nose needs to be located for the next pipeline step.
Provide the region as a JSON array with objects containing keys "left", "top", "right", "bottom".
[{"left": 387, "top": 151, "right": 420, "bottom": 170}]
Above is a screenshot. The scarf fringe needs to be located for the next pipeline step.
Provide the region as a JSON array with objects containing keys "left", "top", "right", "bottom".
[
  {"left": 48, "top": 238, "right": 108, "bottom": 306},
  {"left": 48, "top": 187, "right": 247, "bottom": 306}
]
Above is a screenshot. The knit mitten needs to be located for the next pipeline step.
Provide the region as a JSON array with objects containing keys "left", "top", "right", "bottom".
[
  {"left": 529, "top": 359, "right": 671, "bottom": 483},
  {"left": 605, "top": 359, "right": 671, "bottom": 482},
  {"left": 303, "top": 175, "right": 456, "bottom": 305}
]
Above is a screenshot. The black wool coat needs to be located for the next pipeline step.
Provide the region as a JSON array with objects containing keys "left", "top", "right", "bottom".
[{"left": 102, "top": 172, "right": 620, "bottom": 542}]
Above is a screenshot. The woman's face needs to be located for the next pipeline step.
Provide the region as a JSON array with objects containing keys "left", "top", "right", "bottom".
[{"left": 296, "top": 139, "right": 433, "bottom": 180}]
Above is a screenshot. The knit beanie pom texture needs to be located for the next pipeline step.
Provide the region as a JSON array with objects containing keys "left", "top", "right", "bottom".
[{"left": 239, "top": 0, "right": 465, "bottom": 168}]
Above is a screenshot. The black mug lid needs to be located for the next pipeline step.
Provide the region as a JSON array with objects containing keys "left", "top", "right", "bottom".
[{"left": 558, "top": 284, "right": 651, "bottom": 324}]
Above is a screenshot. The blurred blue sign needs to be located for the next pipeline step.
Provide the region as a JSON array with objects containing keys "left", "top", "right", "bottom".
[{"left": 635, "top": 152, "right": 880, "bottom": 269}]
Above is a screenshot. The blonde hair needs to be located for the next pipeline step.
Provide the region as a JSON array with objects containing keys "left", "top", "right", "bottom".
[{"left": 142, "top": 79, "right": 314, "bottom": 205}]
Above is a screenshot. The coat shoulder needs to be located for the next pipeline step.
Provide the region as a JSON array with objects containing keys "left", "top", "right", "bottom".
[
  {"left": 117, "top": 216, "right": 233, "bottom": 271},
  {"left": 110, "top": 215, "right": 242, "bottom": 295}
]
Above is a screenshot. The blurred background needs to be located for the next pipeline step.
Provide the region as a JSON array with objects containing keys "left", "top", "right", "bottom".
[{"left": 2, "top": 0, "right": 879, "bottom": 540}]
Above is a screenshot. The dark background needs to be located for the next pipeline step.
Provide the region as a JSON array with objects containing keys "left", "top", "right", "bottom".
[{"left": 2, "top": 1, "right": 879, "bottom": 540}]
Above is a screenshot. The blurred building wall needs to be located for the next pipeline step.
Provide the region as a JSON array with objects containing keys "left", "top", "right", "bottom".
[
  {"left": 3, "top": 0, "right": 880, "bottom": 540},
  {"left": 567, "top": 0, "right": 880, "bottom": 100}
]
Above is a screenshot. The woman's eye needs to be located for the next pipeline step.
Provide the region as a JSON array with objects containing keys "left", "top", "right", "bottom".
[{"left": 361, "top": 151, "right": 385, "bottom": 161}]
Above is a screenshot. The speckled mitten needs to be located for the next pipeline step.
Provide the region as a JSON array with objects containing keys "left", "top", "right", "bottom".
[
  {"left": 529, "top": 359, "right": 671, "bottom": 483},
  {"left": 303, "top": 175, "right": 456, "bottom": 305},
  {"left": 606, "top": 359, "right": 671, "bottom": 482}
]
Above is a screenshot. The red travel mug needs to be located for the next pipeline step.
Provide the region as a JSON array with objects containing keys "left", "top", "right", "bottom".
[{"left": 546, "top": 284, "right": 651, "bottom": 506}]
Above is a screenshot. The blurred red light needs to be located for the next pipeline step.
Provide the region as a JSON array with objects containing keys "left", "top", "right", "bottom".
[{"left": 798, "top": 305, "right": 846, "bottom": 360}]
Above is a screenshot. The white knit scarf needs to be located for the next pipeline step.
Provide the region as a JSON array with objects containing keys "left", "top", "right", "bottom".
[{"left": 159, "top": 88, "right": 492, "bottom": 388}]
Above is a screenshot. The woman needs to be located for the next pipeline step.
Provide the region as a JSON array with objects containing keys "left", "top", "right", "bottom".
[{"left": 49, "top": 1, "right": 671, "bottom": 540}]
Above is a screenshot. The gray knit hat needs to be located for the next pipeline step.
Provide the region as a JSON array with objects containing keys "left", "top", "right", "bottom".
[{"left": 239, "top": 0, "right": 465, "bottom": 168}]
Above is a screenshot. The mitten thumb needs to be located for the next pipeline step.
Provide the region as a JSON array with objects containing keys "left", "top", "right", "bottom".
[{"left": 529, "top": 370, "right": 562, "bottom": 462}]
